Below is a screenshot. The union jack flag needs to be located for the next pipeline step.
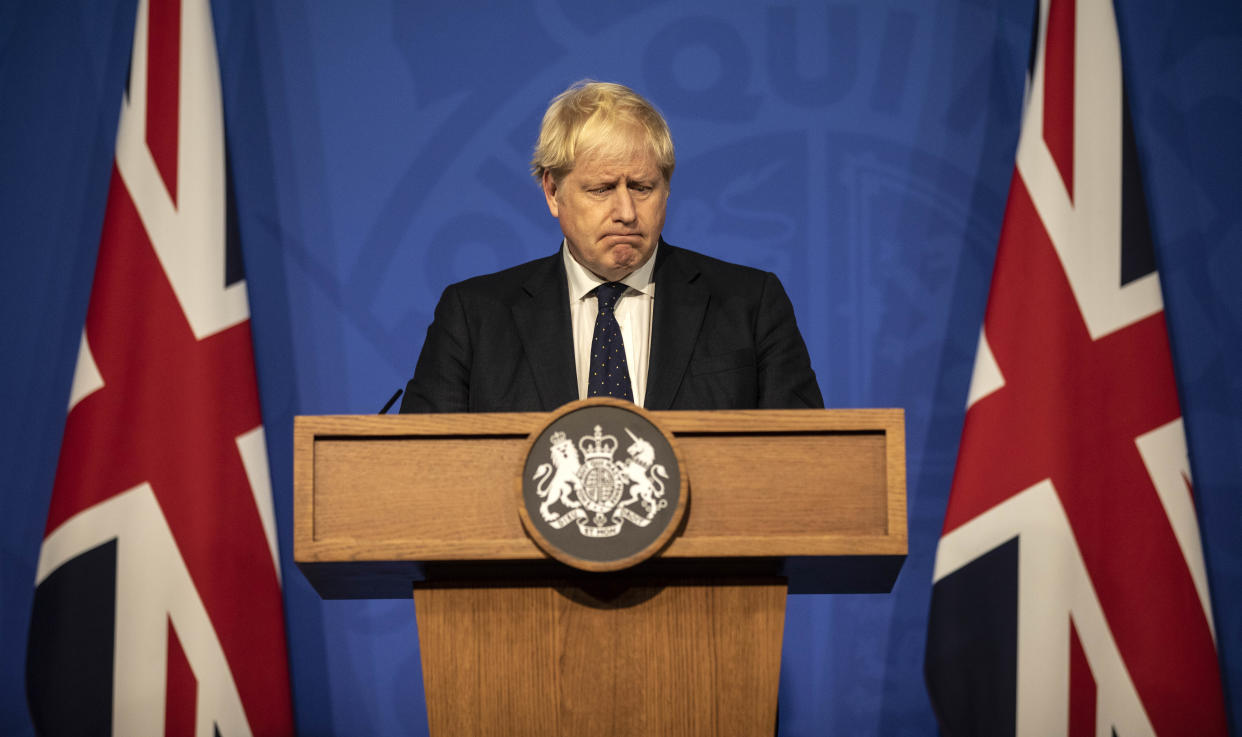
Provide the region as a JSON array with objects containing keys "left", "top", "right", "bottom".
[
  {"left": 25, "top": 0, "right": 295, "bottom": 733},
  {"left": 924, "top": 0, "right": 1228, "bottom": 735}
]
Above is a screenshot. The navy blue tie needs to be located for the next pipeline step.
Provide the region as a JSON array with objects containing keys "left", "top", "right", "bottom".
[{"left": 588, "top": 282, "right": 634, "bottom": 402}]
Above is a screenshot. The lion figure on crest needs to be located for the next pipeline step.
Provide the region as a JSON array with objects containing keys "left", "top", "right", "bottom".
[{"left": 531, "top": 431, "right": 582, "bottom": 521}]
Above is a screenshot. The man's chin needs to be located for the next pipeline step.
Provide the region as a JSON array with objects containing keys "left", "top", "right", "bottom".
[
  {"left": 608, "top": 244, "right": 653, "bottom": 271},
  {"left": 605, "top": 262, "right": 642, "bottom": 281}
]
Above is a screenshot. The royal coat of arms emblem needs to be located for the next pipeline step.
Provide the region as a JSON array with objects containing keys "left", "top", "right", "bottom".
[
  {"left": 518, "top": 399, "right": 686, "bottom": 570},
  {"left": 532, "top": 425, "right": 670, "bottom": 538}
]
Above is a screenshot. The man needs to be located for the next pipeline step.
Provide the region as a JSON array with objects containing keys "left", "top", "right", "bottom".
[{"left": 400, "top": 80, "right": 822, "bottom": 413}]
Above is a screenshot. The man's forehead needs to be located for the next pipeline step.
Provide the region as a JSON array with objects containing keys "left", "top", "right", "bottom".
[{"left": 572, "top": 148, "right": 661, "bottom": 180}]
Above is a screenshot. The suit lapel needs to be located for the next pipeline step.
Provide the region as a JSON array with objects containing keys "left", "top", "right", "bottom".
[
  {"left": 645, "top": 244, "right": 708, "bottom": 410},
  {"left": 512, "top": 254, "right": 578, "bottom": 411}
]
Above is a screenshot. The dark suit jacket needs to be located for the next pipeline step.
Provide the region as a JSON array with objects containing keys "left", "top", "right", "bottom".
[{"left": 400, "top": 242, "right": 823, "bottom": 413}]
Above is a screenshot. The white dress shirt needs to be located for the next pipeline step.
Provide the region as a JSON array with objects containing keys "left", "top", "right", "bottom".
[{"left": 562, "top": 242, "right": 657, "bottom": 406}]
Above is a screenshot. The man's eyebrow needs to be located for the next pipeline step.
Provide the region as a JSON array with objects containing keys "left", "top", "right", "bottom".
[{"left": 580, "top": 170, "right": 658, "bottom": 188}]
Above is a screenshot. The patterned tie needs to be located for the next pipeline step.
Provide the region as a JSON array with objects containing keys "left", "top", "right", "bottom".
[{"left": 587, "top": 282, "right": 634, "bottom": 402}]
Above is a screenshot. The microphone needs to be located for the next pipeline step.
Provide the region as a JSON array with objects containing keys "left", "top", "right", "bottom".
[{"left": 379, "top": 388, "right": 403, "bottom": 414}]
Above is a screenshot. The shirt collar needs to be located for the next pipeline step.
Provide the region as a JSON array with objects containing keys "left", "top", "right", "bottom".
[{"left": 561, "top": 239, "right": 658, "bottom": 301}]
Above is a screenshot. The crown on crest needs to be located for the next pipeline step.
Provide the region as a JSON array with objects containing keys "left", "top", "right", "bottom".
[{"left": 579, "top": 425, "right": 617, "bottom": 460}]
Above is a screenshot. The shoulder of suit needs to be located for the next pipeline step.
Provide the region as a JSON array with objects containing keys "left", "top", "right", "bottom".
[
  {"left": 659, "top": 242, "right": 774, "bottom": 286},
  {"left": 440, "top": 251, "right": 561, "bottom": 297}
]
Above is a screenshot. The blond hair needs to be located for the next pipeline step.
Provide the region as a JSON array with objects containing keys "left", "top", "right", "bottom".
[{"left": 531, "top": 80, "right": 675, "bottom": 184}]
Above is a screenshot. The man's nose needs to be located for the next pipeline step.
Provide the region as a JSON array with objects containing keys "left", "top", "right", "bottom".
[{"left": 611, "top": 187, "right": 636, "bottom": 223}]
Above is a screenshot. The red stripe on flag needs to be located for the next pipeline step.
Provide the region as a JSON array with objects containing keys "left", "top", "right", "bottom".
[
  {"left": 942, "top": 175, "right": 1226, "bottom": 735},
  {"left": 1044, "top": 0, "right": 1075, "bottom": 200},
  {"left": 1068, "top": 619, "right": 1095, "bottom": 737},
  {"left": 164, "top": 618, "right": 196, "bottom": 737},
  {"left": 146, "top": 0, "right": 181, "bottom": 205}
]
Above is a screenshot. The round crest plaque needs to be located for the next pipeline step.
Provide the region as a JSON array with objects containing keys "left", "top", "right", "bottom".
[{"left": 517, "top": 398, "right": 687, "bottom": 572}]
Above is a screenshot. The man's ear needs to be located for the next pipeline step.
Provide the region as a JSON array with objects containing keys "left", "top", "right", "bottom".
[{"left": 541, "top": 171, "right": 560, "bottom": 218}]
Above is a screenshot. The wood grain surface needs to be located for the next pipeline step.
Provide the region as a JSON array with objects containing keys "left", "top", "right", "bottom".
[
  {"left": 414, "top": 579, "right": 785, "bottom": 737},
  {"left": 294, "top": 409, "right": 906, "bottom": 735},
  {"left": 294, "top": 408, "right": 906, "bottom": 565}
]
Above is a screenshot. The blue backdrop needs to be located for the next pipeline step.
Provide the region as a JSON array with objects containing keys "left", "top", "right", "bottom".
[{"left": 2, "top": 1, "right": 1240, "bottom": 734}]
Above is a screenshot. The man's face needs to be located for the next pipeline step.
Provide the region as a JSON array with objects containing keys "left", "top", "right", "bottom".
[{"left": 542, "top": 138, "right": 668, "bottom": 282}]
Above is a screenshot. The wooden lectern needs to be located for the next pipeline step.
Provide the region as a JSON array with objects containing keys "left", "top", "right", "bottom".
[{"left": 294, "top": 408, "right": 906, "bottom": 737}]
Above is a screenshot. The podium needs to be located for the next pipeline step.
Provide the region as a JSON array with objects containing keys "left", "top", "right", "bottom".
[{"left": 294, "top": 408, "right": 906, "bottom": 736}]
